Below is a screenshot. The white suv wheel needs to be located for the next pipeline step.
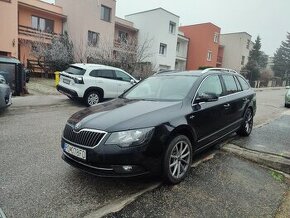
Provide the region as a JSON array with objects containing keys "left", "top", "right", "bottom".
[{"left": 86, "top": 92, "right": 100, "bottom": 106}]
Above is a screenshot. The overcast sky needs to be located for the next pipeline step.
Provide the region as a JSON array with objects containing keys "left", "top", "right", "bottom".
[{"left": 45, "top": 0, "right": 289, "bottom": 56}]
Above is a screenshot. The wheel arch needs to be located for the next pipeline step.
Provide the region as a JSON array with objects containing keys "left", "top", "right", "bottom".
[
  {"left": 166, "top": 125, "right": 197, "bottom": 149},
  {"left": 84, "top": 87, "right": 104, "bottom": 99}
]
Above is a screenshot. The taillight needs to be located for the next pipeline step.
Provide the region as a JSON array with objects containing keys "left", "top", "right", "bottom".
[{"left": 74, "top": 77, "right": 84, "bottom": 84}]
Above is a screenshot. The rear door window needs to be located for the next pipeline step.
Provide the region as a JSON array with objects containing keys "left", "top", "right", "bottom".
[
  {"left": 222, "top": 75, "right": 238, "bottom": 95},
  {"left": 234, "top": 76, "right": 242, "bottom": 91},
  {"left": 89, "top": 70, "right": 115, "bottom": 79}
]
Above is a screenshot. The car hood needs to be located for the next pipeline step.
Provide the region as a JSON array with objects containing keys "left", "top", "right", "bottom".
[{"left": 68, "top": 98, "right": 183, "bottom": 132}]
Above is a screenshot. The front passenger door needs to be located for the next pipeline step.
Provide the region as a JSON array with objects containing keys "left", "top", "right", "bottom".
[
  {"left": 115, "top": 70, "right": 134, "bottom": 95},
  {"left": 188, "top": 75, "right": 227, "bottom": 148}
]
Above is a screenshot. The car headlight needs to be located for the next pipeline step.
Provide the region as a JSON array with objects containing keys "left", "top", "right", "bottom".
[
  {"left": 0, "top": 77, "right": 6, "bottom": 84},
  {"left": 105, "top": 127, "right": 154, "bottom": 147}
]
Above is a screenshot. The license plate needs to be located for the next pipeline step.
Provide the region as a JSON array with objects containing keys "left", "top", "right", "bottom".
[
  {"left": 64, "top": 143, "right": 86, "bottom": 160},
  {"left": 63, "top": 78, "right": 70, "bottom": 84}
]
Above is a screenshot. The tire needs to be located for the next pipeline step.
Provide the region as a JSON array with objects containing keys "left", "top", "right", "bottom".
[
  {"left": 285, "top": 103, "right": 289, "bottom": 108},
  {"left": 236, "top": 108, "right": 253, "bottom": 137},
  {"left": 163, "top": 135, "right": 193, "bottom": 184},
  {"left": 85, "top": 91, "right": 101, "bottom": 106}
]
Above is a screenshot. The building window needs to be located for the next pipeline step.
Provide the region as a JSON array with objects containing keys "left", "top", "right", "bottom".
[
  {"left": 207, "top": 51, "right": 212, "bottom": 61},
  {"left": 247, "top": 39, "right": 250, "bottom": 49},
  {"left": 31, "top": 16, "right": 54, "bottom": 33},
  {"left": 101, "top": 5, "right": 111, "bottom": 22},
  {"left": 214, "top": 32, "right": 219, "bottom": 43},
  {"left": 159, "top": 43, "right": 167, "bottom": 55},
  {"left": 118, "top": 31, "right": 128, "bottom": 44},
  {"left": 88, "top": 31, "right": 99, "bottom": 47},
  {"left": 169, "top": 21, "right": 176, "bottom": 34},
  {"left": 176, "top": 42, "right": 180, "bottom": 52},
  {"left": 241, "top": 56, "right": 245, "bottom": 65}
]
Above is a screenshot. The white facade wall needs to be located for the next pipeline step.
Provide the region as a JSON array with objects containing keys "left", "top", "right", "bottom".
[
  {"left": 220, "top": 32, "right": 252, "bottom": 72},
  {"left": 126, "top": 8, "right": 179, "bottom": 71}
]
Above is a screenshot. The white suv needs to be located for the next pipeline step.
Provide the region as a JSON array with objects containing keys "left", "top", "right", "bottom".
[{"left": 57, "top": 64, "right": 138, "bottom": 106}]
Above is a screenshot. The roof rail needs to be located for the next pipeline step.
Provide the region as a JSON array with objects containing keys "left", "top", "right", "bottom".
[{"left": 201, "top": 68, "right": 238, "bottom": 74}]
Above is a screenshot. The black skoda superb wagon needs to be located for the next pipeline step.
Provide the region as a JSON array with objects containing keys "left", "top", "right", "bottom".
[{"left": 61, "top": 68, "right": 256, "bottom": 184}]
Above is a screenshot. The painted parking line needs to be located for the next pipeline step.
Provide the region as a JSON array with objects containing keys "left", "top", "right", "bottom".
[{"left": 0, "top": 208, "right": 7, "bottom": 218}]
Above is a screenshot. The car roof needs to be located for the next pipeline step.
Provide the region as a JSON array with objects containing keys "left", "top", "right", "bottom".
[
  {"left": 0, "top": 56, "right": 21, "bottom": 64},
  {"left": 71, "top": 63, "right": 123, "bottom": 71},
  {"left": 154, "top": 68, "right": 242, "bottom": 77}
]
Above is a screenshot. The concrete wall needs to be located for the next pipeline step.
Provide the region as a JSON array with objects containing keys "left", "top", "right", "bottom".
[
  {"left": 180, "top": 23, "right": 221, "bottom": 70},
  {"left": 220, "top": 32, "right": 252, "bottom": 72},
  {"left": 0, "top": 0, "right": 18, "bottom": 57},
  {"left": 126, "top": 8, "right": 179, "bottom": 71},
  {"left": 56, "top": 0, "right": 116, "bottom": 62}
]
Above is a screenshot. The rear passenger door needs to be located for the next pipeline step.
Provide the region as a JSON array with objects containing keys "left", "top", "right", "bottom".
[
  {"left": 221, "top": 74, "right": 246, "bottom": 130},
  {"left": 89, "top": 69, "right": 117, "bottom": 98}
]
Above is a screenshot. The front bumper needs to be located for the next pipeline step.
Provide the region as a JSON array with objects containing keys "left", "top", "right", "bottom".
[
  {"left": 61, "top": 137, "right": 163, "bottom": 177},
  {"left": 57, "top": 85, "right": 79, "bottom": 98}
]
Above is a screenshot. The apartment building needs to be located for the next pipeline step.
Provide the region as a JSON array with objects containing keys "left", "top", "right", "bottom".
[
  {"left": 175, "top": 31, "right": 189, "bottom": 71},
  {"left": 126, "top": 8, "right": 180, "bottom": 71},
  {"left": 180, "top": 23, "right": 221, "bottom": 70},
  {"left": 114, "top": 17, "right": 138, "bottom": 60},
  {"left": 220, "top": 32, "right": 253, "bottom": 72},
  {"left": 56, "top": 0, "right": 116, "bottom": 62},
  {"left": 0, "top": 0, "right": 65, "bottom": 67}
]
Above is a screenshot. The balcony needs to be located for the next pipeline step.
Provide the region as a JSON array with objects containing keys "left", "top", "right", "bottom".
[
  {"left": 217, "top": 56, "right": 223, "bottom": 64},
  {"left": 18, "top": 25, "right": 60, "bottom": 41}
]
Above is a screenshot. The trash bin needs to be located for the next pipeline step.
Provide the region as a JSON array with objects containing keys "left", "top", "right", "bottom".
[{"left": 55, "top": 71, "right": 60, "bottom": 86}]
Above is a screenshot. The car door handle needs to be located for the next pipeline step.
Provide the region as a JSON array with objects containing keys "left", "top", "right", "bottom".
[{"left": 223, "top": 103, "right": 230, "bottom": 108}]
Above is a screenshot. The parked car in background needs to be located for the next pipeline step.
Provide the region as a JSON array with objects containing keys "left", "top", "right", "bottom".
[
  {"left": 0, "top": 75, "right": 12, "bottom": 110},
  {"left": 285, "top": 86, "right": 290, "bottom": 107},
  {"left": 60, "top": 68, "right": 256, "bottom": 184},
  {"left": 56, "top": 64, "right": 138, "bottom": 106}
]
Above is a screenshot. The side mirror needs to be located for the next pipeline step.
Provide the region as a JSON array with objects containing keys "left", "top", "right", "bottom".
[
  {"left": 130, "top": 79, "right": 135, "bottom": 85},
  {"left": 195, "top": 93, "right": 219, "bottom": 104}
]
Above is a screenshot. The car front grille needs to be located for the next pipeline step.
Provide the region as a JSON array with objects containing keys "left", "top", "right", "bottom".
[{"left": 63, "top": 124, "right": 106, "bottom": 148}]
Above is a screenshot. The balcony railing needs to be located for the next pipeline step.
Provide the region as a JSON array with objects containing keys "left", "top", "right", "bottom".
[{"left": 18, "top": 25, "right": 60, "bottom": 40}]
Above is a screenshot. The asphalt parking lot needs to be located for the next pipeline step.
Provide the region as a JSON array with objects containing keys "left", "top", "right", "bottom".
[{"left": 0, "top": 89, "right": 289, "bottom": 217}]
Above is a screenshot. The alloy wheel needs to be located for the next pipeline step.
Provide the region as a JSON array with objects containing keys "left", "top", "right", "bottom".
[
  {"left": 88, "top": 93, "right": 99, "bottom": 106},
  {"left": 169, "top": 141, "right": 191, "bottom": 179},
  {"left": 245, "top": 110, "right": 253, "bottom": 134}
]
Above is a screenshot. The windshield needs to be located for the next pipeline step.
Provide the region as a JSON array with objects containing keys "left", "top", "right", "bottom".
[
  {"left": 123, "top": 75, "right": 198, "bottom": 101},
  {"left": 64, "top": 66, "right": 86, "bottom": 75}
]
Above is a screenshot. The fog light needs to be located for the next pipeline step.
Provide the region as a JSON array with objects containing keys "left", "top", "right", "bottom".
[{"left": 122, "top": 165, "right": 133, "bottom": 171}]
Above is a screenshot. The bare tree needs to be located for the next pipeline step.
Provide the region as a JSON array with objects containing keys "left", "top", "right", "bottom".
[{"left": 87, "top": 35, "right": 155, "bottom": 79}]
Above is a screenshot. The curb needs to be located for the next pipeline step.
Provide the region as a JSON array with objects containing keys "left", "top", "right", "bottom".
[
  {"left": 254, "top": 87, "right": 286, "bottom": 92},
  {"left": 222, "top": 144, "right": 290, "bottom": 174}
]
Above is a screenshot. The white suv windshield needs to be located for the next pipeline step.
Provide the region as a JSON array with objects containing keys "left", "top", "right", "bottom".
[
  {"left": 64, "top": 66, "right": 86, "bottom": 75},
  {"left": 123, "top": 75, "right": 198, "bottom": 101}
]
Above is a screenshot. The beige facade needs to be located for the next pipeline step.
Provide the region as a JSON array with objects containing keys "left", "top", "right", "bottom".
[
  {"left": 220, "top": 32, "right": 253, "bottom": 72},
  {"left": 0, "top": 0, "right": 18, "bottom": 57},
  {"left": 56, "top": 0, "right": 116, "bottom": 62},
  {"left": 0, "top": 0, "right": 65, "bottom": 70}
]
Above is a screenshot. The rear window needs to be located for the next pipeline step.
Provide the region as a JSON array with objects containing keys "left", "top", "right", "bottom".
[
  {"left": 237, "top": 76, "right": 250, "bottom": 90},
  {"left": 64, "top": 66, "right": 86, "bottom": 75}
]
